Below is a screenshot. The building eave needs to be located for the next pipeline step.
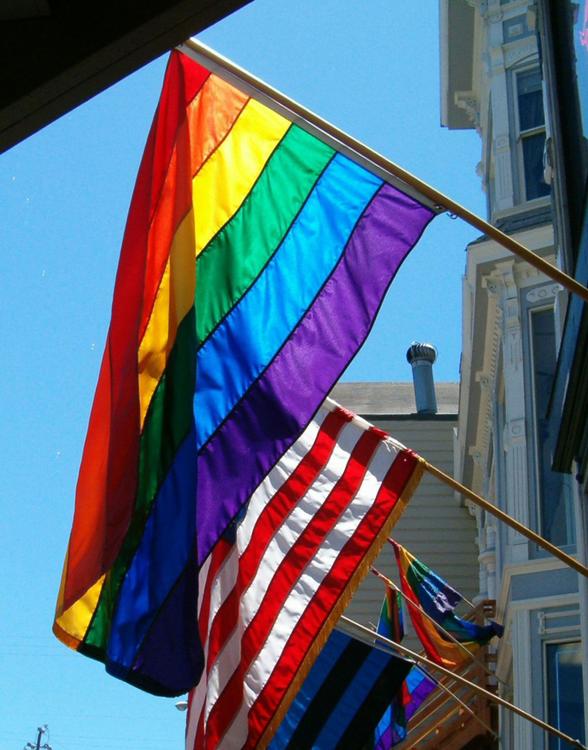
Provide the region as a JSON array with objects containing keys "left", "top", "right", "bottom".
[
  {"left": 439, "top": 0, "right": 477, "bottom": 130},
  {"left": 0, "top": 0, "right": 251, "bottom": 153}
]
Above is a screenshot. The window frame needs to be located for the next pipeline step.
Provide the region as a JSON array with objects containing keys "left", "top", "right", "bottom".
[
  {"left": 512, "top": 66, "right": 550, "bottom": 203},
  {"left": 542, "top": 638, "right": 585, "bottom": 749},
  {"left": 523, "top": 290, "right": 575, "bottom": 552}
]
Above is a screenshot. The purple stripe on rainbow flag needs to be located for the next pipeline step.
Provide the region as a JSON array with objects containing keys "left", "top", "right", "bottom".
[{"left": 195, "top": 183, "right": 434, "bottom": 564}]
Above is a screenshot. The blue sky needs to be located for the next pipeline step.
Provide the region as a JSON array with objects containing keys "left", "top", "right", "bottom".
[{"left": 0, "top": 2, "right": 485, "bottom": 749}]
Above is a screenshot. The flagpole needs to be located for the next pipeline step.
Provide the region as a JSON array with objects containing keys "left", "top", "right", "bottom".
[
  {"left": 371, "top": 567, "right": 507, "bottom": 688},
  {"left": 340, "top": 615, "right": 587, "bottom": 750},
  {"left": 422, "top": 459, "right": 588, "bottom": 579},
  {"left": 180, "top": 39, "right": 588, "bottom": 304}
]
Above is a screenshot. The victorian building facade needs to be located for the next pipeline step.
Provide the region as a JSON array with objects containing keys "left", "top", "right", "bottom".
[{"left": 441, "top": 0, "right": 585, "bottom": 746}]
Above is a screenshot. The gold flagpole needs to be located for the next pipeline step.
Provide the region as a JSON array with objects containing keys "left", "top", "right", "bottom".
[
  {"left": 371, "top": 567, "right": 507, "bottom": 688},
  {"left": 340, "top": 615, "right": 587, "bottom": 750},
  {"left": 180, "top": 38, "right": 588, "bottom": 304},
  {"left": 422, "top": 459, "right": 588, "bottom": 578}
]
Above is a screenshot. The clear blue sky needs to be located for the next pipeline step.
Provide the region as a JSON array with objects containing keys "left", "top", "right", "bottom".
[{"left": 0, "top": 2, "right": 484, "bottom": 749}]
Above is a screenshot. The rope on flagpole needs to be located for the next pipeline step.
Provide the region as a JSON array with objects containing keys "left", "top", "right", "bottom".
[
  {"left": 340, "top": 615, "right": 587, "bottom": 750},
  {"left": 371, "top": 567, "right": 508, "bottom": 689},
  {"left": 421, "top": 459, "right": 588, "bottom": 579},
  {"left": 180, "top": 38, "right": 588, "bottom": 304}
]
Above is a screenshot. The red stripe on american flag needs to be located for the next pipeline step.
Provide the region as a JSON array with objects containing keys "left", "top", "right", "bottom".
[
  {"left": 192, "top": 541, "right": 237, "bottom": 750},
  {"left": 245, "top": 449, "right": 419, "bottom": 747},
  {"left": 242, "top": 429, "right": 383, "bottom": 662},
  {"left": 198, "top": 539, "right": 233, "bottom": 643}
]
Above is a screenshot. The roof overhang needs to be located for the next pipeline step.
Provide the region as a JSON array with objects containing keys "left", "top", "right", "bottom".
[
  {"left": 439, "top": 0, "right": 476, "bottom": 129},
  {"left": 0, "top": 0, "right": 251, "bottom": 153}
]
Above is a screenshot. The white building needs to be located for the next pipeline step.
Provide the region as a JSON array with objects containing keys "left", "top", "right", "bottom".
[{"left": 441, "top": 1, "right": 585, "bottom": 747}]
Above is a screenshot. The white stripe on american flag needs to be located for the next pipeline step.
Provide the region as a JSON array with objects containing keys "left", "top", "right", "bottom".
[{"left": 187, "top": 401, "right": 416, "bottom": 750}]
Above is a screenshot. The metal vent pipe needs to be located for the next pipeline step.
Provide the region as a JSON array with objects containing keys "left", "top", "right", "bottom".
[{"left": 406, "top": 342, "right": 438, "bottom": 415}]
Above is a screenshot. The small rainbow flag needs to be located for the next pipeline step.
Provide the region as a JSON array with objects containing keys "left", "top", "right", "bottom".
[
  {"left": 53, "top": 49, "right": 436, "bottom": 696},
  {"left": 374, "top": 576, "right": 436, "bottom": 748},
  {"left": 378, "top": 585, "right": 405, "bottom": 643},
  {"left": 391, "top": 540, "right": 503, "bottom": 669}
]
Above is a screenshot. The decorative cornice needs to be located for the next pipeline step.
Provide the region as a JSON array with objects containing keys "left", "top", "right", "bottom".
[
  {"left": 526, "top": 283, "right": 563, "bottom": 304},
  {"left": 503, "top": 40, "right": 537, "bottom": 68},
  {"left": 469, "top": 446, "right": 484, "bottom": 467},
  {"left": 454, "top": 90, "right": 481, "bottom": 131}
]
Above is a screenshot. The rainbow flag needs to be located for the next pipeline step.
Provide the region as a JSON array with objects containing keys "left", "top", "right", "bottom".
[
  {"left": 374, "top": 582, "right": 436, "bottom": 748},
  {"left": 392, "top": 540, "right": 503, "bottom": 669},
  {"left": 378, "top": 586, "right": 405, "bottom": 643},
  {"left": 53, "top": 48, "right": 436, "bottom": 696}
]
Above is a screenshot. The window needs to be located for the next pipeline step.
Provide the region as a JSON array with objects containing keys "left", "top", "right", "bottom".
[
  {"left": 545, "top": 641, "right": 585, "bottom": 749},
  {"left": 516, "top": 69, "right": 550, "bottom": 201},
  {"left": 529, "top": 307, "right": 574, "bottom": 546}
]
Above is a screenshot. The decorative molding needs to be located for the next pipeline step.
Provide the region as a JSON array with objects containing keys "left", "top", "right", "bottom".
[
  {"left": 505, "top": 417, "right": 525, "bottom": 445},
  {"left": 526, "top": 283, "right": 563, "bottom": 304},
  {"left": 488, "top": 8, "right": 503, "bottom": 24},
  {"left": 483, "top": 276, "right": 502, "bottom": 297},
  {"left": 465, "top": 0, "right": 489, "bottom": 14},
  {"left": 454, "top": 90, "right": 481, "bottom": 130},
  {"left": 503, "top": 40, "right": 537, "bottom": 68},
  {"left": 468, "top": 274, "right": 504, "bottom": 501},
  {"left": 469, "top": 447, "right": 484, "bottom": 467},
  {"left": 494, "top": 134, "right": 510, "bottom": 153}
]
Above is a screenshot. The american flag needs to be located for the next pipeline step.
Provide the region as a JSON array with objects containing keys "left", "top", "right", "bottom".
[{"left": 186, "top": 400, "right": 422, "bottom": 750}]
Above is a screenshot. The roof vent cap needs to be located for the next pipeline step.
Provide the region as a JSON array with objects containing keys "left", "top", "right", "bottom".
[{"left": 406, "top": 342, "right": 438, "bottom": 415}]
